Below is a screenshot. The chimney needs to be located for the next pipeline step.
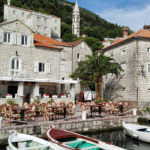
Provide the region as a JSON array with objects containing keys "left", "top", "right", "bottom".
[
  {"left": 122, "top": 27, "right": 129, "bottom": 38},
  {"left": 7, "top": 0, "right": 11, "bottom": 6},
  {"left": 143, "top": 25, "right": 150, "bottom": 30}
]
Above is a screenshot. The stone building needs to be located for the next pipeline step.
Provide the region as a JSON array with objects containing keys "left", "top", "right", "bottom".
[
  {"left": 4, "top": 3, "right": 61, "bottom": 39},
  {"left": 72, "top": 1, "right": 80, "bottom": 37},
  {"left": 0, "top": 2, "right": 92, "bottom": 105},
  {"left": 103, "top": 27, "right": 150, "bottom": 102}
]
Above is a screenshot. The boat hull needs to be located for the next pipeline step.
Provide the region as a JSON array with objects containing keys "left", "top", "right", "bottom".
[
  {"left": 123, "top": 122, "right": 150, "bottom": 143},
  {"left": 47, "top": 128, "right": 126, "bottom": 150}
]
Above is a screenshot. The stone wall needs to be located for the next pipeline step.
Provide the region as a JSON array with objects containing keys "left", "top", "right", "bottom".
[
  {"left": 0, "top": 115, "right": 138, "bottom": 144},
  {"left": 4, "top": 5, "right": 61, "bottom": 38},
  {"left": 103, "top": 40, "right": 137, "bottom": 101}
]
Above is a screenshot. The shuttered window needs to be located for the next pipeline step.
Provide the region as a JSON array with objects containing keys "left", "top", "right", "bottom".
[
  {"left": 39, "top": 63, "right": 45, "bottom": 72},
  {"left": 21, "top": 35, "right": 27, "bottom": 45},
  {"left": 45, "top": 63, "right": 51, "bottom": 74},
  {"left": 4, "top": 32, "right": 10, "bottom": 43},
  {"left": 34, "top": 61, "right": 38, "bottom": 73}
]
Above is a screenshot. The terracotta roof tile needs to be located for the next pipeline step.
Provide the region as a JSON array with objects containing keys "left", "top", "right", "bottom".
[
  {"left": 34, "top": 34, "right": 83, "bottom": 48},
  {"left": 34, "top": 41, "right": 62, "bottom": 50},
  {"left": 103, "top": 29, "right": 150, "bottom": 50}
]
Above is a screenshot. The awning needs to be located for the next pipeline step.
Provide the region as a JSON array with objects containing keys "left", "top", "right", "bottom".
[{"left": 0, "top": 77, "right": 78, "bottom": 84}]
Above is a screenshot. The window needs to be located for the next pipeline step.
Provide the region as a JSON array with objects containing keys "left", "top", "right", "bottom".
[
  {"left": 39, "top": 63, "right": 45, "bottom": 72},
  {"left": 121, "top": 50, "right": 126, "bottom": 56},
  {"left": 110, "top": 52, "right": 113, "bottom": 58},
  {"left": 10, "top": 57, "right": 20, "bottom": 76},
  {"left": 4, "top": 32, "right": 10, "bottom": 43},
  {"left": 40, "top": 88, "right": 45, "bottom": 97},
  {"left": 77, "top": 53, "right": 80, "bottom": 62},
  {"left": 147, "top": 48, "right": 150, "bottom": 53},
  {"left": 21, "top": 35, "right": 27, "bottom": 45},
  {"left": 148, "top": 64, "right": 150, "bottom": 73}
]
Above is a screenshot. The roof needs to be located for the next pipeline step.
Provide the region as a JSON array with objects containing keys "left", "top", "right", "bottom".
[
  {"left": 73, "top": 1, "right": 80, "bottom": 12},
  {"left": 0, "top": 19, "right": 34, "bottom": 32},
  {"left": 34, "top": 34, "right": 83, "bottom": 49},
  {"left": 5, "top": 4, "right": 60, "bottom": 19},
  {"left": 103, "top": 29, "right": 150, "bottom": 51}
]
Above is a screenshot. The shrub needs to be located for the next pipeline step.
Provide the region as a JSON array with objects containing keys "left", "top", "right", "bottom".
[
  {"left": 47, "top": 99, "right": 54, "bottom": 104},
  {"left": 7, "top": 99, "right": 16, "bottom": 105}
]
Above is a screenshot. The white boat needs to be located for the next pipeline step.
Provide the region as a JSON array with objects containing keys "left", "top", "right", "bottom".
[
  {"left": 7, "top": 131, "right": 68, "bottom": 150},
  {"left": 46, "top": 127, "right": 126, "bottom": 150},
  {"left": 123, "top": 122, "right": 150, "bottom": 143}
]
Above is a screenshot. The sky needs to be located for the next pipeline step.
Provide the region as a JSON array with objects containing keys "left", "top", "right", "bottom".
[{"left": 68, "top": 0, "right": 150, "bottom": 31}]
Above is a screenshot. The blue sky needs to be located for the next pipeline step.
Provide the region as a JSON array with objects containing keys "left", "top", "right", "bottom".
[{"left": 68, "top": 0, "right": 150, "bottom": 31}]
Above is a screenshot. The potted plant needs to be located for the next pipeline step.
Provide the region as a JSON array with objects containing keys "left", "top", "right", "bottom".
[
  {"left": 47, "top": 99, "right": 54, "bottom": 104},
  {"left": 7, "top": 99, "right": 16, "bottom": 106},
  {"left": 94, "top": 99, "right": 103, "bottom": 104},
  {"left": 34, "top": 99, "right": 41, "bottom": 105}
]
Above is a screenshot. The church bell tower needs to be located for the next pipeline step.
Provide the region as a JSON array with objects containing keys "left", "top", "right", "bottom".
[{"left": 72, "top": 1, "right": 80, "bottom": 37}]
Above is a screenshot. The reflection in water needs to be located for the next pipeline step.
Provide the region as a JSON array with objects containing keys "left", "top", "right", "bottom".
[{"left": 84, "top": 129, "right": 150, "bottom": 150}]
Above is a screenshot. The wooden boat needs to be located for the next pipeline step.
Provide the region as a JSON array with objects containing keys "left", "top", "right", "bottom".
[
  {"left": 46, "top": 127, "right": 126, "bottom": 150},
  {"left": 123, "top": 122, "right": 150, "bottom": 143},
  {"left": 7, "top": 131, "right": 67, "bottom": 150}
]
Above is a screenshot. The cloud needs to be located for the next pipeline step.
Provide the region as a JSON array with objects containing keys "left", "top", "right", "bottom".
[{"left": 99, "top": 5, "right": 150, "bottom": 31}]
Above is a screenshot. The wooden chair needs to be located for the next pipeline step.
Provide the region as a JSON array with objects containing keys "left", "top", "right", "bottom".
[
  {"left": 7, "top": 106, "right": 20, "bottom": 124},
  {"left": 28, "top": 104, "right": 36, "bottom": 120}
]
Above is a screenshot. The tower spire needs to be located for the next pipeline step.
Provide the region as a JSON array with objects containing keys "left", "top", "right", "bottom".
[
  {"left": 7, "top": 0, "right": 11, "bottom": 6},
  {"left": 72, "top": 1, "right": 80, "bottom": 37}
]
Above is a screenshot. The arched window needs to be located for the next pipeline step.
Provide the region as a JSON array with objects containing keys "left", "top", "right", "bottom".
[{"left": 10, "top": 57, "right": 21, "bottom": 76}]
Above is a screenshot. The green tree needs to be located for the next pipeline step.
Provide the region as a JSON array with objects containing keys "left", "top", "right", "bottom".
[
  {"left": 84, "top": 36, "right": 103, "bottom": 53},
  {"left": 71, "top": 53, "right": 122, "bottom": 99}
]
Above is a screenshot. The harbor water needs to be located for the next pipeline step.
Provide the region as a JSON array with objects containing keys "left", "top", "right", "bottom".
[
  {"left": 1, "top": 128, "right": 150, "bottom": 150},
  {"left": 84, "top": 128, "right": 150, "bottom": 150}
]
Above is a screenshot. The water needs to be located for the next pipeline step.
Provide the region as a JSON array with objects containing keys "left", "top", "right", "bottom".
[
  {"left": 2, "top": 128, "right": 150, "bottom": 150},
  {"left": 84, "top": 128, "right": 150, "bottom": 150}
]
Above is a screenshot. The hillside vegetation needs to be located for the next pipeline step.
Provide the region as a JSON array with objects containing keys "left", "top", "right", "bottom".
[{"left": 0, "top": 0, "right": 131, "bottom": 51}]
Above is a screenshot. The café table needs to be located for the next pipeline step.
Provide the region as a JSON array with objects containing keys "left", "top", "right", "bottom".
[
  {"left": 49, "top": 106, "right": 70, "bottom": 120},
  {"left": 12, "top": 106, "right": 29, "bottom": 121},
  {"left": 87, "top": 104, "right": 102, "bottom": 118}
]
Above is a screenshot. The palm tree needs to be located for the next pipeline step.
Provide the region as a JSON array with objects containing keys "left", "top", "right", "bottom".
[{"left": 71, "top": 53, "right": 122, "bottom": 99}]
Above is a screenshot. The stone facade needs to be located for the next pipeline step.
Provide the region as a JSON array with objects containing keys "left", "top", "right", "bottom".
[
  {"left": 0, "top": 17, "right": 92, "bottom": 104},
  {"left": 103, "top": 32, "right": 150, "bottom": 102},
  {"left": 4, "top": 4, "right": 61, "bottom": 39}
]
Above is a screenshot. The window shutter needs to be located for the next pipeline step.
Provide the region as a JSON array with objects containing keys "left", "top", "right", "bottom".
[
  {"left": 10, "top": 33, "right": 16, "bottom": 44},
  {"left": 46, "top": 63, "right": 51, "bottom": 74},
  {"left": 0, "top": 30, "right": 4, "bottom": 43},
  {"left": 17, "top": 33, "right": 21, "bottom": 45},
  {"left": 148, "top": 64, "right": 150, "bottom": 73},
  {"left": 27, "top": 35, "right": 33, "bottom": 47},
  {"left": 34, "top": 61, "right": 38, "bottom": 73}
]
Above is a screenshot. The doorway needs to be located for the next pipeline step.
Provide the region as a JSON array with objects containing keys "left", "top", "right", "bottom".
[{"left": 8, "top": 86, "right": 17, "bottom": 98}]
